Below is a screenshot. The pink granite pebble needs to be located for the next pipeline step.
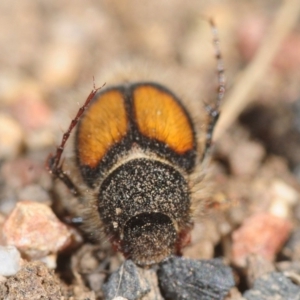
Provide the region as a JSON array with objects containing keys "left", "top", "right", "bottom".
[
  {"left": 2, "top": 201, "right": 72, "bottom": 259},
  {"left": 232, "top": 212, "right": 292, "bottom": 267}
]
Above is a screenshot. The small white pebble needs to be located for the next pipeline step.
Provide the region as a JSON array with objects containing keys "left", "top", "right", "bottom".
[
  {"left": 271, "top": 180, "right": 299, "bottom": 205},
  {"left": 113, "top": 297, "right": 128, "bottom": 300},
  {"left": 270, "top": 180, "right": 299, "bottom": 218},
  {"left": 0, "top": 246, "right": 22, "bottom": 276},
  {"left": 38, "top": 254, "right": 57, "bottom": 269}
]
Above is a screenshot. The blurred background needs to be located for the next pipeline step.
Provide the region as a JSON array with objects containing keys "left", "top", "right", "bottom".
[
  {"left": 1, "top": 0, "right": 300, "bottom": 173},
  {"left": 1, "top": 1, "right": 300, "bottom": 298}
]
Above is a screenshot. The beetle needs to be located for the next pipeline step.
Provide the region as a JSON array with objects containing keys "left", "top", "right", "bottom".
[{"left": 47, "top": 19, "right": 224, "bottom": 267}]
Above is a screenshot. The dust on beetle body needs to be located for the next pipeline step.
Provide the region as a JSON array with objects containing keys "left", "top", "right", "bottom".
[
  {"left": 47, "top": 20, "right": 225, "bottom": 267},
  {"left": 77, "top": 82, "right": 196, "bottom": 266}
]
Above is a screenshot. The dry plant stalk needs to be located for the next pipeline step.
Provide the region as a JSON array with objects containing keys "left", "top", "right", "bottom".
[{"left": 214, "top": 0, "right": 300, "bottom": 141}]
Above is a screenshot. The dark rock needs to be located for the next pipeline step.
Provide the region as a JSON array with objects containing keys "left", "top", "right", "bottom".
[
  {"left": 158, "top": 256, "right": 235, "bottom": 300},
  {"left": 102, "top": 260, "right": 150, "bottom": 300},
  {"left": 243, "top": 272, "right": 300, "bottom": 300}
]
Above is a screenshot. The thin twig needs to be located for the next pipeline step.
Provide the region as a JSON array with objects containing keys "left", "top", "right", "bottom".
[{"left": 214, "top": 0, "right": 300, "bottom": 141}]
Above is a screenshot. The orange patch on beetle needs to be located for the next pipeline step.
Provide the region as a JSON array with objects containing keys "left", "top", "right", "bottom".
[
  {"left": 77, "top": 89, "right": 128, "bottom": 168},
  {"left": 133, "top": 85, "right": 194, "bottom": 154}
]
